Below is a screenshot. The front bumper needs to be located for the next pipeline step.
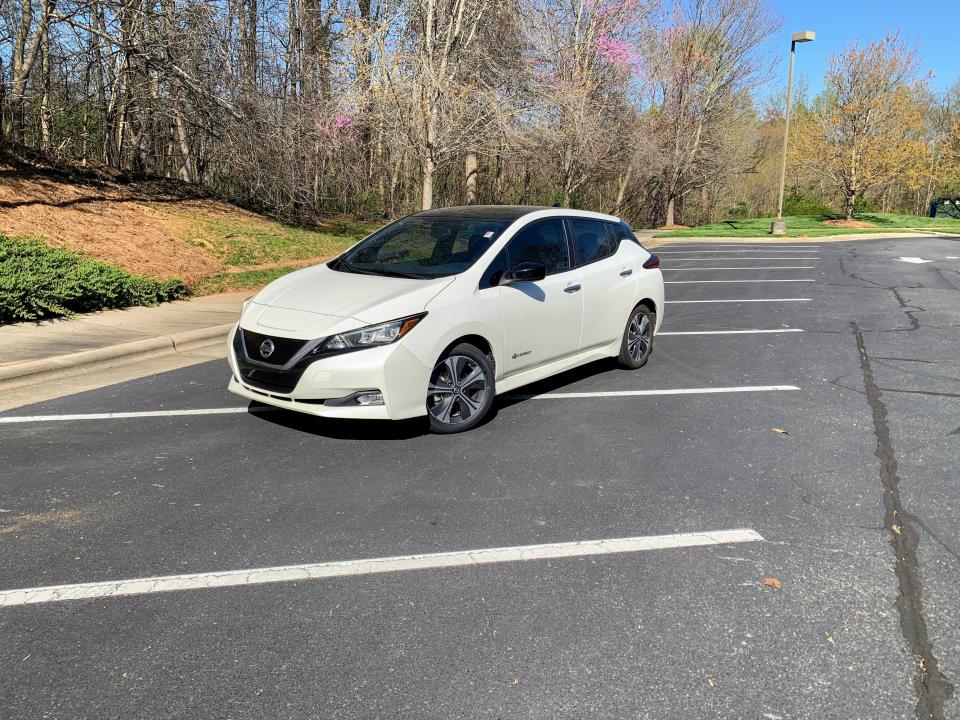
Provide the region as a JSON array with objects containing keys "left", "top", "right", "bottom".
[{"left": 226, "top": 324, "right": 433, "bottom": 420}]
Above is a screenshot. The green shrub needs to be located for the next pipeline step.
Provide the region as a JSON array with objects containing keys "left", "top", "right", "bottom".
[
  {"left": 853, "top": 196, "right": 877, "bottom": 214},
  {"left": 783, "top": 193, "right": 834, "bottom": 216},
  {"left": 727, "top": 201, "right": 749, "bottom": 219},
  {"left": 0, "top": 235, "right": 188, "bottom": 324}
]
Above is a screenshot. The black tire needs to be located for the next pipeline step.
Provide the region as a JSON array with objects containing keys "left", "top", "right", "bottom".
[
  {"left": 426, "top": 343, "right": 495, "bottom": 434},
  {"left": 618, "top": 305, "right": 655, "bottom": 369}
]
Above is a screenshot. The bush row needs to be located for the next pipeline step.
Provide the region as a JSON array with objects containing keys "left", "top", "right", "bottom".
[{"left": 0, "top": 235, "right": 188, "bottom": 324}]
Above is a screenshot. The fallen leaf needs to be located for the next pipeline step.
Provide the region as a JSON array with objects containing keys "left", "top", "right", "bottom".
[
  {"left": 761, "top": 577, "right": 781, "bottom": 589},
  {"left": 707, "top": 678, "right": 715, "bottom": 688},
  {"left": 892, "top": 525, "right": 902, "bottom": 535},
  {"left": 772, "top": 428, "right": 789, "bottom": 435},
  {"left": 826, "top": 633, "right": 836, "bottom": 645},
  {"left": 512, "top": 678, "right": 520, "bottom": 685}
]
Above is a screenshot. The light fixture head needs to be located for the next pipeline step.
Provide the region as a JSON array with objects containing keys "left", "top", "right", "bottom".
[{"left": 792, "top": 30, "right": 815, "bottom": 43}]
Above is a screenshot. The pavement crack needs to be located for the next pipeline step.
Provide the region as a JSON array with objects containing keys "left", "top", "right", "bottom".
[
  {"left": 877, "top": 387, "right": 960, "bottom": 399},
  {"left": 852, "top": 321, "right": 955, "bottom": 719}
]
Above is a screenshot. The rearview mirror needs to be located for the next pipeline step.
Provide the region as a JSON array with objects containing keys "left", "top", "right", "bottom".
[{"left": 503, "top": 262, "right": 547, "bottom": 284}]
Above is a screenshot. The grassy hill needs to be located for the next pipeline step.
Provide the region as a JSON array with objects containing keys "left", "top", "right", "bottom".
[
  {"left": 653, "top": 213, "right": 960, "bottom": 238},
  {"left": 0, "top": 153, "right": 377, "bottom": 293}
]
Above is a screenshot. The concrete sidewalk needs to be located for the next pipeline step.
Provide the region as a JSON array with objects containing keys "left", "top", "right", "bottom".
[
  {"left": 0, "top": 293, "right": 247, "bottom": 401},
  {"left": 0, "top": 292, "right": 246, "bottom": 366}
]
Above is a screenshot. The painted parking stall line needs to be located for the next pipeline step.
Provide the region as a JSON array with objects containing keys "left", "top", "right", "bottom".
[
  {"left": 665, "top": 298, "right": 811, "bottom": 304},
  {"left": 662, "top": 266, "right": 816, "bottom": 271},
  {"left": 0, "top": 529, "right": 765, "bottom": 607},
  {"left": 658, "top": 329, "right": 803, "bottom": 336},
  {"left": 659, "top": 257, "right": 822, "bottom": 261},
  {"left": 510, "top": 385, "right": 799, "bottom": 401},
  {"left": 664, "top": 279, "right": 815, "bottom": 284},
  {"left": 655, "top": 244, "right": 821, "bottom": 249},
  {"left": 0, "top": 386, "right": 801, "bottom": 424},
  {"left": 657, "top": 250, "right": 819, "bottom": 255},
  {"left": 0, "top": 407, "right": 275, "bottom": 424}
]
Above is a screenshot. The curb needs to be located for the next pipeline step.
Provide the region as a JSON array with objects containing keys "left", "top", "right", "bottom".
[{"left": 0, "top": 322, "right": 235, "bottom": 390}]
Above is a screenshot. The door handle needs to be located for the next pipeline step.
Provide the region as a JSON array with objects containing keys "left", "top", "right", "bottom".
[
  {"left": 564, "top": 283, "right": 582, "bottom": 293},
  {"left": 619, "top": 269, "right": 633, "bottom": 277}
]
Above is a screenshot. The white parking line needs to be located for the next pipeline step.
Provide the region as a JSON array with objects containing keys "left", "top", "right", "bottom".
[
  {"left": 511, "top": 385, "right": 799, "bottom": 400},
  {"left": 661, "top": 257, "right": 821, "bottom": 261},
  {"left": 658, "top": 329, "right": 803, "bottom": 335},
  {"left": 657, "top": 244, "right": 821, "bottom": 249},
  {"left": 663, "top": 266, "right": 815, "bottom": 271},
  {"left": 0, "top": 384, "right": 801, "bottom": 424},
  {"left": 0, "top": 528, "right": 764, "bottom": 607},
  {"left": 658, "top": 250, "right": 819, "bottom": 255},
  {"left": 0, "top": 407, "right": 273, "bottom": 424},
  {"left": 665, "top": 298, "right": 811, "bottom": 304},
  {"left": 664, "top": 279, "right": 815, "bottom": 284}
]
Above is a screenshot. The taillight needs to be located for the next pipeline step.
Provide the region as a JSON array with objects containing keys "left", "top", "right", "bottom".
[{"left": 643, "top": 255, "right": 660, "bottom": 269}]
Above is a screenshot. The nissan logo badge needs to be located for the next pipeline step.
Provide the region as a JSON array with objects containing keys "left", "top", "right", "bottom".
[{"left": 259, "top": 339, "right": 275, "bottom": 359}]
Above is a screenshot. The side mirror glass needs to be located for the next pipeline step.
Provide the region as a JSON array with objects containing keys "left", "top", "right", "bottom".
[{"left": 503, "top": 262, "right": 547, "bottom": 284}]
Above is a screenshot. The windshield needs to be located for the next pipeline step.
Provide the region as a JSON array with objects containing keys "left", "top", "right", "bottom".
[{"left": 332, "top": 216, "right": 509, "bottom": 279}]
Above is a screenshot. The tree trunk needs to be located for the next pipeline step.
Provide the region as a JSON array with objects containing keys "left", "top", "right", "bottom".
[
  {"left": 421, "top": 154, "right": 435, "bottom": 211},
  {"left": 464, "top": 150, "right": 477, "bottom": 204},
  {"left": 40, "top": 35, "right": 52, "bottom": 150},
  {"left": 612, "top": 166, "right": 633, "bottom": 215},
  {"left": 665, "top": 196, "right": 676, "bottom": 227},
  {"left": 844, "top": 194, "right": 855, "bottom": 221}
]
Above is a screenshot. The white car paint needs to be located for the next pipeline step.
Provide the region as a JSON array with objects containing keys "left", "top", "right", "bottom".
[{"left": 227, "top": 207, "right": 664, "bottom": 422}]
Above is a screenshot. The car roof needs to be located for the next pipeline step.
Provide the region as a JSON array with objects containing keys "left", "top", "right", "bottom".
[
  {"left": 414, "top": 205, "right": 550, "bottom": 221},
  {"left": 413, "top": 205, "right": 621, "bottom": 223}
]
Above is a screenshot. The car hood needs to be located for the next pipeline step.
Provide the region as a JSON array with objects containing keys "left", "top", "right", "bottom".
[{"left": 248, "top": 263, "right": 454, "bottom": 330}]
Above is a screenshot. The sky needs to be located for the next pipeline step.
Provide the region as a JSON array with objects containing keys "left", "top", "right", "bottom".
[{"left": 758, "top": 0, "right": 959, "bottom": 101}]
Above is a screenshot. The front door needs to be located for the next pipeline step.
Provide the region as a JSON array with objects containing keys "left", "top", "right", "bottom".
[{"left": 499, "top": 218, "right": 583, "bottom": 375}]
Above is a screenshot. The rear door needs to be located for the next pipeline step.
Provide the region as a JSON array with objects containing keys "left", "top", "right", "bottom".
[
  {"left": 498, "top": 218, "right": 583, "bottom": 375},
  {"left": 569, "top": 218, "right": 638, "bottom": 350}
]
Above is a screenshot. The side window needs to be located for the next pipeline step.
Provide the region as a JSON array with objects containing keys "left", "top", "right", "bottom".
[
  {"left": 505, "top": 219, "right": 570, "bottom": 275},
  {"left": 613, "top": 221, "right": 639, "bottom": 245},
  {"left": 569, "top": 218, "right": 618, "bottom": 265}
]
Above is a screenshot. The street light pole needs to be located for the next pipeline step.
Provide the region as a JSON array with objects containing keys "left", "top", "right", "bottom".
[{"left": 773, "top": 30, "right": 815, "bottom": 236}]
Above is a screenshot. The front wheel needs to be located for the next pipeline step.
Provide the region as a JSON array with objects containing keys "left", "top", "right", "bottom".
[
  {"left": 426, "top": 343, "right": 495, "bottom": 433},
  {"left": 618, "top": 305, "right": 655, "bottom": 369}
]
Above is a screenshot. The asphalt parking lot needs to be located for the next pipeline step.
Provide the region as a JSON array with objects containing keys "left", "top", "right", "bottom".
[{"left": 2, "top": 237, "right": 959, "bottom": 719}]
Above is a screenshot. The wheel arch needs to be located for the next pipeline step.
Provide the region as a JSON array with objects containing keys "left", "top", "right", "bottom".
[
  {"left": 438, "top": 334, "right": 496, "bottom": 373},
  {"left": 635, "top": 297, "right": 658, "bottom": 317}
]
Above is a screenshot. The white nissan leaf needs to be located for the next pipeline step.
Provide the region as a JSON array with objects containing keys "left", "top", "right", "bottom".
[{"left": 227, "top": 206, "right": 664, "bottom": 433}]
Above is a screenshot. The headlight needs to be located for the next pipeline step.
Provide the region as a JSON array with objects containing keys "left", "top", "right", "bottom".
[{"left": 316, "top": 313, "right": 426, "bottom": 353}]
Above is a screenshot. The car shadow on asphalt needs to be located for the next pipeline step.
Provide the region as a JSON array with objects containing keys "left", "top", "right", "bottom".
[
  {"left": 495, "top": 358, "right": 623, "bottom": 410},
  {"left": 245, "top": 358, "right": 624, "bottom": 440},
  {"left": 248, "top": 403, "right": 429, "bottom": 440}
]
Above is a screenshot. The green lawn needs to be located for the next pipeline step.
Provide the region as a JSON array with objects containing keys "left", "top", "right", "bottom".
[
  {"left": 191, "top": 266, "right": 304, "bottom": 295},
  {"left": 653, "top": 213, "right": 960, "bottom": 238},
  {"left": 180, "top": 215, "right": 378, "bottom": 267}
]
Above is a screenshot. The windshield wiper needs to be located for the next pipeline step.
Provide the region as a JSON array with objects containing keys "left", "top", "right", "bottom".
[
  {"left": 336, "top": 259, "right": 430, "bottom": 279},
  {"left": 372, "top": 269, "right": 431, "bottom": 279},
  {"left": 334, "top": 258, "right": 382, "bottom": 276}
]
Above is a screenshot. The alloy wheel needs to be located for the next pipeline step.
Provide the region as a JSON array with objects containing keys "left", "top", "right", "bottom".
[
  {"left": 627, "top": 313, "right": 651, "bottom": 362},
  {"left": 428, "top": 354, "right": 490, "bottom": 427}
]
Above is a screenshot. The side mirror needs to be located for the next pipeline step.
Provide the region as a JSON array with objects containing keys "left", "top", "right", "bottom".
[{"left": 502, "top": 262, "right": 547, "bottom": 284}]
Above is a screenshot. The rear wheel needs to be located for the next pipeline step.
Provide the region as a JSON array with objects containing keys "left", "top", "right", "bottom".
[
  {"left": 618, "top": 305, "right": 654, "bottom": 369},
  {"left": 426, "top": 344, "right": 494, "bottom": 433}
]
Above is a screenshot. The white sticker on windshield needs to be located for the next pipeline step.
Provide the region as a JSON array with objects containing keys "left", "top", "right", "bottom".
[{"left": 483, "top": 231, "right": 495, "bottom": 238}]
